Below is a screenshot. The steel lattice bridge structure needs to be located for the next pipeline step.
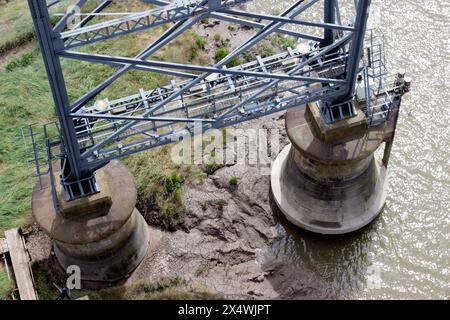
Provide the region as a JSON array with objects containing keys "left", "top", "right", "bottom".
[{"left": 24, "top": 0, "right": 408, "bottom": 205}]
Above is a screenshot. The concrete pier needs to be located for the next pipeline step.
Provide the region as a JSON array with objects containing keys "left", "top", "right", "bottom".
[
  {"left": 271, "top": 102, "right": 396, "bottom": 234},
  {"left": 32, "top": 161, "right": 149, "bottom": 283}
]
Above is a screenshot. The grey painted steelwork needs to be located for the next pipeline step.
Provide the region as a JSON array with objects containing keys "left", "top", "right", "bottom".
[{"left": 25, "top": 0, "right": 407, "bottom": 201}]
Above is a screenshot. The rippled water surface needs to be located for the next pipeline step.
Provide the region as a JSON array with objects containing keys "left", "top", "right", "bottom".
[{"left": 249, "top": 0, "right": 449, "bottom": 299}]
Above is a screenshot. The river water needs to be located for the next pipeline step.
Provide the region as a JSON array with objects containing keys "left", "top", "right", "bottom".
[{"left": 247, "top": 0, "right": 450, "bottom": 299}]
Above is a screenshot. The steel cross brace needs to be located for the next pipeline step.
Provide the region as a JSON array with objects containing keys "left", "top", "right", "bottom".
[
  {"left": 60, "top": 0, "right": 253, "bottom": 49},
  {"left": 27, "top": 0, "right": 377, "bottom": 201},
  {"left": 77, "top": 0, "right": 333, "bottom": 159}
]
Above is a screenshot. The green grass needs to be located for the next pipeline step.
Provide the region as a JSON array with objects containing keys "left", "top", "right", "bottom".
[
  {"left": 0, "top": 0, "right": 78, "bottom": 56},
  {"left": 271, "top": 34, "right": 298, "bottom": 50},
  {"left": 5, "top": 52, "right": 34, "bottom": 72},
  {"left": 32, "top": 261, "right": 220, "bottom": 300},
  {"left": 190, "top": 32, "right": 208, "bottom": 61},
  {"left": 227, "top": 57, "right": 243, "bottom": 68},
  {"left": 31, "top": 261, "right": 59, "bottom": 300},
  {"left": 0, "top": 0, "right": 35, "bottom": 56},
  {"left": 229, "top": 176, "right": 239, "bottom": 186},
  {"left": 0, "top": 264, "right": 14, "bottom": 300},
  {"left": 195, "top": 264, "right": 208, "bottom": 276},
  {"left": 214, "top": 47, "right": 230, "bottom": 63},
  {"left": 0, "top": 43, "right": 50, "bottom": 232},
  {"left": 218, "top": 198, "right": 226, "bottom": 209},
  {"left": 214, "top": 46, "right": 242, "bottom": 68},
  {"left": 124, "top": 147, "right": 203, "bottom": 229},
  {"left": 75, "top": 277, "right": 185, "bottom": 300}
]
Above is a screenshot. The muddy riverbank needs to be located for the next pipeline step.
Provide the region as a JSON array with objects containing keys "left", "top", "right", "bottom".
[{"left": 25, "top": 111, "right": 325, "bottom": 299}]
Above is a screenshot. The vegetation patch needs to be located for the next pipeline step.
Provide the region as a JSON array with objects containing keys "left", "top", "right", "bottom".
[
  {"left": 214, "top": 46, "right": 242, "bottom": 68},
  {"left": 31, "top": 261, "right": 60, "bottom": 300},
  {"left": 124, "top": 147, "right": 204, "bottom": 230},
  {"left": 218, "top": 198, "right": 226, "bottom": 210},
  {"left": 0, "top": 264, "right": 14, "bottom": 300},
  {"left": 271, "top": 34, "right": 298, "bottom": 50},
  {"left": 229, "top": 176, "right": 240, "bottom": 186},
  {"left": 155, "top": 30, "right": 209, "bottom": 67},
  {"left": 190, "top": 32, "right": 207, "bottom": 61},
  {"left": 0, "top": 0, "right": 61, "bottom": 56},
  {"left": 195, "top": 264, "right": 208, "bottom": 276},
  {"left": 214, "top": 47, "right": 230, "bottom": 63},
  {"left": 33, "top": 261, "right": 216, "bottom": 300},
  {"left": 5, "top": 53, "right": 34, "bottom": 72}
]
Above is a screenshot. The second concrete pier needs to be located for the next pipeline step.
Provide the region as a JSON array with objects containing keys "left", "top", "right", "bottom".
[{"left": 271, "top": 102, "right": 397, "bottom": 234}]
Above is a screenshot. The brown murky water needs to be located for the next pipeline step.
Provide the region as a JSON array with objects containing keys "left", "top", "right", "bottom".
[{"left": 248, "top": 0, "right": 450, "bottom": 299}]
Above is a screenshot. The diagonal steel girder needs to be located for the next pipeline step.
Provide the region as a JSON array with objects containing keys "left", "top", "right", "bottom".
[
  {"left": 59, "top": 50, "right": 347, "bottom": 85},
  {"left": 78, "top": 0, "right": 326, "bottom": 159},
  {"left": 219, "top": 9, "right": 354, "bottom": 32},
  {"left": 70, "top": 12, "right": 208, "bottom": 113},
  {"left": 59, "top": 0, "right": 253, "bottom": 50},
  {"left": 145, "top": 0, "right": 325, "bottom": 41}
]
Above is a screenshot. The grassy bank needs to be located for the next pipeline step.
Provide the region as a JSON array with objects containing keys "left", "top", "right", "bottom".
[
  {"left": 0, "top": 264, "right": 14, "bottom": 300},
  {"left": 124, "top": 147, "right": 205, "bottom": 230}
]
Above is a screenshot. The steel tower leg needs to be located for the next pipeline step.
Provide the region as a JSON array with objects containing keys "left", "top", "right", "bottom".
[
  {"left": 323, "top": 0, "right": 336, "bottom": 47},
  {"left": 342, "top": 0, "right": 372, "bottom": 100},
  {"left": 28, "top": 0, "right": 100, "bottom": 200}
]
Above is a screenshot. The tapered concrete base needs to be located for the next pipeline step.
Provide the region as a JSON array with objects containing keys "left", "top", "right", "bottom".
[
  {"left": 271, "top": 144, "right": 388, "bottom": 234},
  {"left": 270, "top": 104, "right": 391, "bottom": 235},
  {"left": 53, "top": 211, "right": 149, "bottom": 282},
  {"left": 32, "top": 161, "right": 149, "bottom": 283}
]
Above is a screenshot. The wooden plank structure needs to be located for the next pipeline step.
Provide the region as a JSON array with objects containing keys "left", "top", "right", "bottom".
[
  {"left": 3, "top": 228, "right": 38, "bottom": 300},
  {"left": 0, "top": 237, "right": 7, "bottom": 255}
]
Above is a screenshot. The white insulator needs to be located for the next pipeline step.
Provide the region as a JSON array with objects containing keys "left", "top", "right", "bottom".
[
  {"left": 296, "top": 42, "right": 310, "bottom": 54},
  {"left": 397, "top": 69, "right": 406, "bottom": 79},
  {"left": 404, "top": 76, "right": 412, "bottom": 86},
  {"left": 94, "top": 99, "right": 108, "bottom": 111},
  {"left": 404, "top": 76, "right": 412, "bottom": 92}
]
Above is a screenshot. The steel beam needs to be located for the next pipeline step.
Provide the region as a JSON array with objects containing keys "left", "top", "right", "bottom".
[
  {"left": 323, "top": 0, "right": 337, "bottom": 46},
  {"left": 60, "top": 51, "right": 346, "bottom": 85},
  {"left": 26, "top": 0, "right": 391, "bottom": 202},
  {"left": 70, "top": 13, "right": 206, "bottom": 113},
  {"left": 341, "top": 0, "right": 372, "bottom": 100},
  {"left": 79, "top": 0, "right": 319, "bottom": 159},
  {"left": 219, "top": 9, "right": 353, "bottom": 32},
  {"left": 60, "top": 0, "right": 252, "bottom": 50}
]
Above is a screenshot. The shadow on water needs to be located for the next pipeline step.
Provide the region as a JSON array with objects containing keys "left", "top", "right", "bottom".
[{"left": 263, "top": 196, "right": 385, "bottom": 300}]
